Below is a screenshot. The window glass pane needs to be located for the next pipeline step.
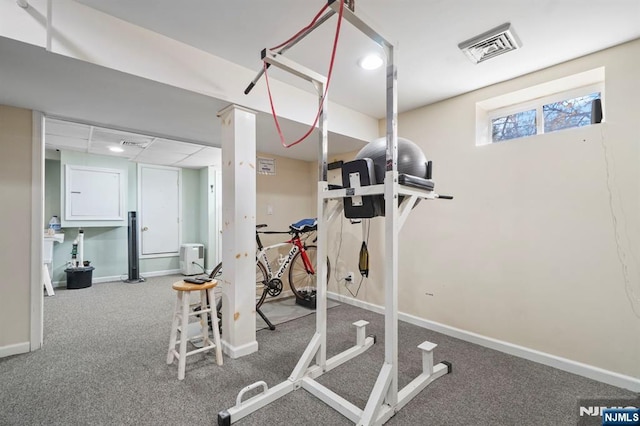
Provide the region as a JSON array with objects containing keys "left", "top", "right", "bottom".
[
  {"left": 543, "top": 92, "right": 600, "bottom": 133},
  {"left": 492, "top": 109, "right": 537, "bottom": 142}
]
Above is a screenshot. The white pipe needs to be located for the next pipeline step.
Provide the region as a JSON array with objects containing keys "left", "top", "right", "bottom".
[
  {"left": 16, "top": 0, "right": 28, "bottom": 8},
  {"left": 77, "top": 229, "right": 84, "bottom": 265}
]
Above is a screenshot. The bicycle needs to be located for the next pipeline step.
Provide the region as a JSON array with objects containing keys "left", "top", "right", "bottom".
[{"left": 209, "top": 218, "right": 330, "bottom": 331}]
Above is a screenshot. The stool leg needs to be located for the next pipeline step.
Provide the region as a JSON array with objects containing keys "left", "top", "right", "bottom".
[
  {"left": 166, "top": 291, "right": 181, "bottom": 365},
  {"left": 199, "top": 289, "right": 212, "bottom": 347},
  {"left": 43, "top": 264, "right": 55, "bottom": 296},
  {"left": 178, "top": 291, "right": 190, "bottom": 380},
  {"left": 208, "top": 287, "right": 223, "bottom": 366}
]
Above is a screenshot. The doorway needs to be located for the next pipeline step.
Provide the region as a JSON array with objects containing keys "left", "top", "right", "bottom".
[{"left": 40, "top": 116, "right": 222, "bottom": 345}]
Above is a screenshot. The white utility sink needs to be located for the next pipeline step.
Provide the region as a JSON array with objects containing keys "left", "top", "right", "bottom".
[
  {"left": 43, "top": 232, "right": 64, "bottom": 264},
  {"left": 43, "top": 232, "right": 65, "bottom": 296}
]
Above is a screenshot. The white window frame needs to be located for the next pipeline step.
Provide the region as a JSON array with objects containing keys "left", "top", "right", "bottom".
[{"left": 477, "top": 67, "right": 605, "bottom": 146}]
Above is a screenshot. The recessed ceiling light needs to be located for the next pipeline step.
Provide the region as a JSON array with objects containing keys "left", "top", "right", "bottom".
[
  {"left": 358, "top": 54, "right": 383, "bottom": 70},
  {"left": 109, "top": 146, "right": 124, "bottom": 153}
]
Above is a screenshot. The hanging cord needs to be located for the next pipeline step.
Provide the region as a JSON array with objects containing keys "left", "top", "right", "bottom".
[
  {"left": 264, "top": 0, "right": 345, "bottom": 148},
  {"left": 599, "top": 125, "right": 640, "bottom": 318},
  {"left": 191, "top": 261, "right": 210, "bottom": 279},
  {"left": 334, "top": 215, "right": 345, "bottom": 282},
  {"left": 347, "top": 219, "right": 370, "bottom": 298}
]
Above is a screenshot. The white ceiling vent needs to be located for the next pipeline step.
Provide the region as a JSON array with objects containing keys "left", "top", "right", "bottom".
[
  {"left": 458, "top": 23, "right": 521, "bottom": 64},
  {"left": 119, "top": 139, "right": 149, "bottom": 148},
  {"left": 91, "top": 128, "right": 153, "bottom": 148}
]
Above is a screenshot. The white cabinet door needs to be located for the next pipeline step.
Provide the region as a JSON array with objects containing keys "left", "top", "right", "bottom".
[{"left": 139, "top": 165, "right": 181, "bottom": 256}]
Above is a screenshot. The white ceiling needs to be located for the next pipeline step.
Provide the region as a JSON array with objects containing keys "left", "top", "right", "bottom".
[
  {"left": 75, "top": 0, "right": 640, "bottom": 118},
  {"left": 2, "top": 1, "right": 639, "bottom": 163}
]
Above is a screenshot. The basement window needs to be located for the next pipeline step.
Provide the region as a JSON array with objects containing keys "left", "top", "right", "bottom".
[
  {"left": 477, "top": 68, "right": 605, "bottom": 145},
  {"left": 491, "top": 109, "right": 537, "bottom": 142}
]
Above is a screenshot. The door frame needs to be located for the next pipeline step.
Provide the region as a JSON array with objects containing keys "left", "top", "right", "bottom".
[
  {"left": 30, "top": 111, "right": 44, "bottom": 351},
  {"left": 137, "top": 163, "right": 182, "bottom": 259}
]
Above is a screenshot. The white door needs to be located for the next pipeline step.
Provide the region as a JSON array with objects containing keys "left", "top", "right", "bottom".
[{"left": 139, "top": 165, "right": 181, "bottom": 256}]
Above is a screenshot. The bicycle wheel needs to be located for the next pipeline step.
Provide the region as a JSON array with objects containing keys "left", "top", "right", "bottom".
[
  {"left": 288, "top": 245, "right": 330, "bottom": 300},
  {"left": 209, "top": 260, "right": 269, "bottom": 310}
]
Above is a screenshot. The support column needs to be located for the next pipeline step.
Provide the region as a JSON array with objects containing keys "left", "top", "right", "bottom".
[{"left": 218, "top": 104, "right": 258, "bottom": 358}]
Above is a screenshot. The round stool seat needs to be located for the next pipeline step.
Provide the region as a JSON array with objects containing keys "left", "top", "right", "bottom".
[{"left": 172, "top": 280, "right": 217, "bottom": 292}]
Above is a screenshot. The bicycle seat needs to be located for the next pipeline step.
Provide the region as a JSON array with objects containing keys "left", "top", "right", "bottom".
[
  {"left": 256, "top": 224, "right": 268, "bottom": 229},
  {"left": 290, "top": 218, "right": 317, "bottom": 233}
]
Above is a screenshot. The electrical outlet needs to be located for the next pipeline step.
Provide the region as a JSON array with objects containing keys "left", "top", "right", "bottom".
[{"left": 346, "top": 272, "right": 354, "bottom": 282}]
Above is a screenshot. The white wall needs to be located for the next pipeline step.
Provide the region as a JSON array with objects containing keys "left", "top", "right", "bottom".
[
  {"left": 344, "top": 40, "right": 640, "bottom": 379},
  {"left": 256, "top": 153, "right": 315, "bottom": 280}
]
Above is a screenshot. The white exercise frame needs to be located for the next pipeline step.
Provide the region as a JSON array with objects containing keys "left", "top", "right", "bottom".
[{"left": 218, "top": 2, "right": 450, "bottom": 425}]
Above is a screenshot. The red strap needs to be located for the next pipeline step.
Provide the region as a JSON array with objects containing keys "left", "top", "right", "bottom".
[
  {"left": 270, "top": 3, "right": 330, "bottom": 51},
  {"left": 264, "top": 1, "right": 345, "bottom": 149}
]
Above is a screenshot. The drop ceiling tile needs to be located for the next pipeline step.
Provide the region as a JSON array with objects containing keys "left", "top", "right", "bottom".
[
  {"left": 174, "top": 147, "right": 222, "bottom": 168},
  {"left": 148, "top": 139, "right": 203, "bottom": 155},
  {"left": 46, "top": 119, "right": 91, "bottom": 140},
  {"left": 135, "top": 151, "right": 189, "bottom": 164},
  {"left": 44, "top": 134, "right": 88, "bottom": 150},
  {"left": 89, "top": 146, "right": 137, "bottom": 160}
]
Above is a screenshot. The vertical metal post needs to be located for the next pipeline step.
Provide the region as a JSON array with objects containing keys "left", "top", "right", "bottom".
[
  {"left": 383, "top": 42, "right": 399, "bottom": 406},
  {"left": 315, "top": 80, "right": 329, "bottom": 368}
]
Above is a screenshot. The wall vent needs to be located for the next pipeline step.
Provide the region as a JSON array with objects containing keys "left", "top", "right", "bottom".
[{"left": 458, "top": 23, "right": 521, "bottom": 64}]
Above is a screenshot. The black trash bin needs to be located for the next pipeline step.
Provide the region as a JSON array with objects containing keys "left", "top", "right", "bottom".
[{"left": 65, "top": 266, "right": 95, "bottom": 289}]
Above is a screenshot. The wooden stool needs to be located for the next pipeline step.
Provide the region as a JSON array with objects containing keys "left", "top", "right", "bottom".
[{"left": 167, "top": 280, "right": 223, "bottom": 380}]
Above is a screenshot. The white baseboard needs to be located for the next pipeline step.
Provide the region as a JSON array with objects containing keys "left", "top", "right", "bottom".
[
  {"left": 142, "top": 269, "right": 182, "bottom": 278},
  {"left": 0, "top": 342, "right": 30, "bottom": 358},
  {"left": 327, "top": 291, "right": 640, "bottom": 392},
  {"left": 221, "top": 339, "right": 259, "bottom": 359},
  {"left": 52, "top": 269, "right": 182, "bottom": 287}
]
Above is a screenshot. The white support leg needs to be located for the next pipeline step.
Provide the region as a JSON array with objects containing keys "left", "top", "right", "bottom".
[
  {"left": 166, "top": 292, "right": 181, "bottom": 365},
  {"left": 302, "top": 377, "right": 363, "bottom": 423},
  {"left": 381, "top": 343, "right": 450, "bottom": 424},
  {"left": 419, "top": 341, "right": 437, "bottom": 375},
  {"left": 218, "top": 104, "right": 258, "bottom": 359},
  {"left": 353, "top": 320, "right": 369, "bottom": 346},
  {"left": 306, "top": 322, "right": 374, "bottom": 379},
  {"left": 220, "top": 381, "right": 296, "bottom": 424},
  {"left": 397, "top": 194, "right": 418, "bottom": 231},
  {"left": 42, "top": 264, "right": 54, "bottom": 296},
  {"left": 289, "top": 333, "right": 321, "bottom": 382},
  {"left": 208, "top": 287, "right": 223, "bottom": 366},
  {"left": 178, "top": 291, "right": 190, "bottom": 380},
  {"left": 359, "top": 363, "right": 393, "bottom": 426}
]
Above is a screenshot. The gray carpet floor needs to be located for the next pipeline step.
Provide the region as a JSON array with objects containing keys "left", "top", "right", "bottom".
[{"left": 0, "top": 274, "right": 637, "bottom": 425}]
